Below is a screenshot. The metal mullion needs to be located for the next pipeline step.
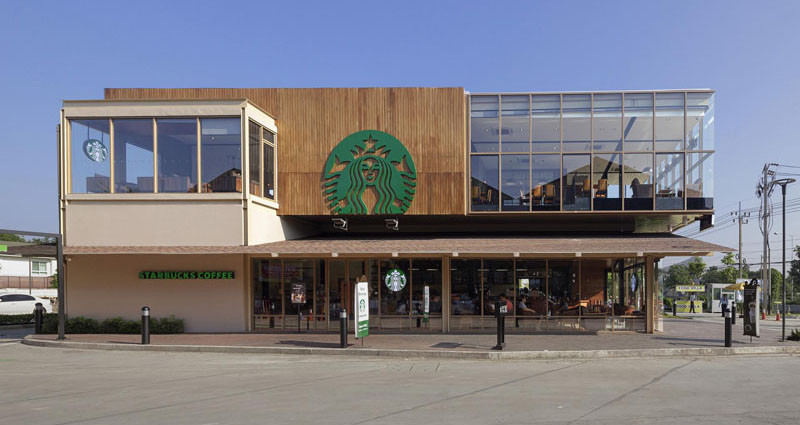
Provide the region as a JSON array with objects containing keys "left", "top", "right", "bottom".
[
  {"left": 280, "top": 258, "right": 285, "bottom": 330},
  {"left": 590, "top": 93, "right": 594, "bottom": 212},
  {"left": 529, "top": 94, "right": 533, "bottom": 213},
  {"left": 621, "top": 94, "right": 626, "bottom": 212},
  {"left": 378, "top": 259, "right": 382, "bottom": 330},
  {"left": 545, "top": 259, "right": 550, "bottom": 330},
  {"left": 559, "top": 94, "right": 564, "bottom": 211},
  {"left": 326, "top": 259, "right": 330, "bottom": 331},
  {"left": 683, "top": 92, "right": 688, "bottom": 211},
  {"left": 109, "top": 119, "right": 115, "bottom": 193},
  {"left": 480, "top": 258, "right": 484, "bottom": 327},
  {"left": 498, "top": 95, "right": 503, "bottom": 213},
  {"left": 196, "top": 118, "right": 202, "bottom": 193},
  {"left": 260, "top": 127, "right": 265, "bottom": 198},
  {"left": 408, "top": 258, "right": 413, "bottom": 330},
  {"left": 312, "top": 259, "right": 317, "bottom": 330},
  {"left": 652, "top": 93, "right": 656, "bottom": 210},
  {"left": 152, "top": 119, "right": 158, "bottom": 194}
]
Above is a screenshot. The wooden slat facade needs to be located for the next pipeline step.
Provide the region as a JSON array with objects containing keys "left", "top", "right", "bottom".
[{"left": 104, "top": 87, "right": 466, "bottom": 216}]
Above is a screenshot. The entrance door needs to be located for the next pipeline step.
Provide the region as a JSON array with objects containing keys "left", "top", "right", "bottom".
[{"left": 328, "top": 260, "right": 378, "bottom": 331}]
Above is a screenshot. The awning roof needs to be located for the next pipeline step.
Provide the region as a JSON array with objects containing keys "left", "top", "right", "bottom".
[{"left": 64, "top": 234, "right": 732, "bottom": 257}]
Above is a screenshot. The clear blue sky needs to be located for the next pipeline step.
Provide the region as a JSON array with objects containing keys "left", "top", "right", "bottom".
[{"left": 1, "top": 1, "right": 799, "bottom": 268}]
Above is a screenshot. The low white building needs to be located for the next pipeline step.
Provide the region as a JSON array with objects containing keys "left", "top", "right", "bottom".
[{"left": 0, "top": 242, "right": 57, "bottom": 293}]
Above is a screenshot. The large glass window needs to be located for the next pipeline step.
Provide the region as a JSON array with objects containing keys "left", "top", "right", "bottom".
[
  {"left": 380, "top": 259, "right": 411, "bottom": 317},
  {"left": 592, "top": 153, "right": 622, "bottom": 210},
  {"left": 656, "top": 153, "right": 684, "bottom": 210},
  {"left": 113, "top": 119, "right": 154, "bottom": 193},
  {"left": 593, "top": 94, "right": 622, "bottom": 152},
  {"left": 470, "top": 95, "right": 499, "bottom": 153},
  {"left": 562, "top": 95, "right": 591, "bottom": 152},
  {"left": 686, "top": 92, "right": 714, "bottom": 151},
  {"left": 283, "top": 260, "right": 314, "bottom": 318},
  {"left": 655, "top": 93, "right": 684, "bottom": 151},
  {"left": 71, "top": 119, "right": 111, "bottom": 193},
  {"left": 515, "top": 260, "right": 546, "bottom": 316},
  {"left": 501, "top": 154, "right": 530, "bottom": 211},
  {"left": 623, "top": 93, "right": 653, "bottom": 151},
  {"left": 531, "top": 154, "right": 560, "bottom": 211},
  {"left": 451, "top": 259, "right": 481, "bottom": 316},
  {"left": 157, "top": 119, "right": 197, "bottom": 193},
  {"left": 411, "top": 259, "right": 442, "bottom": 318},
  {"left": 500, "top": 95, "right": 530, "bottom": 153},
  {"left": 200, "top": 118, "right": 241, "bottom": 193},
  {"left": 248, "top": 121, "right": 261, "bottom": 197},
  {"left": 532, "top": 95, "right": 560, "bottom": 153},
  {"left": 471, "top": 155, "right": 499, "bottom": 211},
  {"left": 263, "top": 129, "right": 276, "bottom": 199},
  {"left": 624, "top": 153, "right": 654, "bottom": 210},
  {"left": 253, "top": 259, "right": 282, "bottom": 329},
  {"left": 687, "top": 152, "right": 714, "bottom": 209},
  {"left": 548, "top": 260, "right": 579, "bottom": 317},
  {"left": 482, "top": 260, "right": 514, "bottom": 317},
  {"left": 562, "top": 154, "right": 590, "bottom": 211}
]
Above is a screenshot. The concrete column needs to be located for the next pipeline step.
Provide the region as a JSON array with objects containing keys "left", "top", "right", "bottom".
[{"left": 645, "top": 256, "right": 655, "bottom": 333}]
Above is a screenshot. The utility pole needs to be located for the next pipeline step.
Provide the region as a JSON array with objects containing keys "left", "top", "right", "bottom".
[
  {"left": 731, "top": 201, "right": 750, "bottom": 278},
  {"left": 757, "top": 163, "right": 777, "bottom": 314}
]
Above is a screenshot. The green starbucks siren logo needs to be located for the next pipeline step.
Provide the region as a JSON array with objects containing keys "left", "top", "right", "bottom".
[{"left": 323, "top": 130, "right": 416, "bottom": 215}]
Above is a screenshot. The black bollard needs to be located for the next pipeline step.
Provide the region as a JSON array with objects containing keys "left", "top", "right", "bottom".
[
  {"left": 34, "top": 303, "right": 43, "bottom": 334},
  {"left": 731, "top": 303, "right": 736, "bottom": 325},
  {"left": 672, "top": 299, "right": 677, "bottom": 316},
  {"left": 339, "top": 310, "right": 347, "bottom": 348},
  {"left": 492, "top": 301, "right": 505, "bottom": 350},
  {"left": 141, "top": 306, "right": 150, "bottom": 345},
  {"left": 724, "top": 309, "right": 732, "bottom": 347}
]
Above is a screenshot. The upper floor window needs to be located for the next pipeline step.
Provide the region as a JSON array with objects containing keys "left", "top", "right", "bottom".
[
  {"left": 70, "top": 116, "right": 248, "bottom": 194},
  {"left": 247, "top": 120, "right": 276, "bottom": 200}
]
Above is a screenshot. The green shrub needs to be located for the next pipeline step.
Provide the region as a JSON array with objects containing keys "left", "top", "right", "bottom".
[
  {"left": 99, "top": 317, "right": 141, "bottom": 334},
  {"left": 39, "top": 314, "right": 184, "bottom": 334},
  {"left": 151, "top": 316, "right": 184, "bottom": 334},
  {"left": 0, "top": 314, "right": 34, "bottom": 325},
  {"left": 66, "top": 316, "right": 100, "bottom": 334},
  {"left": 788, "top": 329, "right": 800, "bottom": 341}
]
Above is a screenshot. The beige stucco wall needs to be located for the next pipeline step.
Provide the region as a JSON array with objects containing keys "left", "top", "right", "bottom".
[
  {"left": 66, "top": 254, "right": 246, "bottom": 332},
  {"left": 247, "top": 201, "right": 316, "bottom": 245},
  {"left": 65, "top": 200, "right": 244, "bottom": 246}
]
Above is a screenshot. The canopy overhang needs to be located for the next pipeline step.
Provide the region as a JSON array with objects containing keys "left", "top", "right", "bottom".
[{"left": 64, "top": 234, "right": 732, "bottom": 258}]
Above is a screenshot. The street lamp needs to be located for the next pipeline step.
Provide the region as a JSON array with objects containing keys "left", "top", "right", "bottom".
[{"left": 774, "top": 178, "right": 795, "bottom": 341}]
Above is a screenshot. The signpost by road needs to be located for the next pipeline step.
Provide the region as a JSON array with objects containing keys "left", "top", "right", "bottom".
[
  {"left": 291, "top": 283, "right": 306, "bottom": 333},
  {"left": 423, "top": 285, "right": 430, "bottom": 324},
  {"left": 355, "top": 281, "right": 369, "bottom": 340},
  {"left": 743, "top": 279, "right": 761, "bottom": 339}
]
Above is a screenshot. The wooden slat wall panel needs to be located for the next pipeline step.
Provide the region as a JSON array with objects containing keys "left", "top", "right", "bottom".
[{"left": 105, "top": 87, "right": 466, "bottom": 216}]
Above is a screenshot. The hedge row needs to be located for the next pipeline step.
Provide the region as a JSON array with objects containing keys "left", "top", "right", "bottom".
[
  {"left": 40, "top": 314, "right": 184, "bottom": 334},
  {"left": 0, "top": 314, "right": 34, "bottom": 326}
]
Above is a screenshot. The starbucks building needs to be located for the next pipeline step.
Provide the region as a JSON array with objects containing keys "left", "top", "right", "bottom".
[{"left": 58, "top": 88, "right": 727, "bottom": 333}]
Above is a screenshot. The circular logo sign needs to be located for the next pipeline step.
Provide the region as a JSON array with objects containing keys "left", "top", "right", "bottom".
[
  {"left": 323, "top": 130, "right": 416, "bottom": 215},
  {"left": 83, "top": 139, "right": 108, "bottom": 163},
  {"left": 384, "top": 268, "right": 407, "bottom": 292}
]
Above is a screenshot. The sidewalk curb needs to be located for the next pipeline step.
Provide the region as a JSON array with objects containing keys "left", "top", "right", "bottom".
[{"left": 20, "top": 336, "right": 800, "bottom": 360}]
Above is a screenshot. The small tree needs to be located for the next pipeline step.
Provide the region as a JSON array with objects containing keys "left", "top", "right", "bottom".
[
  {"left": 720, "top": 252, "right": 738, "bottom": 283},
  {"left": 688, "top": 257, "right": 706, "bottom": 282}
]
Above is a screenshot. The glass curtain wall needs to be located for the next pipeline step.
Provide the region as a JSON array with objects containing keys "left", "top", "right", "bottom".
[
  {"left": 200, "top": 118, "right": 241, "bottom": 193},
  {"left": 157, "top": 119, "right": 197, "bottom": 193},
  {"left": 468, "top": 91, "right": 714, "bottom": 213},
  {"left": 411, "top": 259, "right": 443, "bottom": 330},
  {"left": 450, "top": 259, "right": 481, "bottom": 329}
]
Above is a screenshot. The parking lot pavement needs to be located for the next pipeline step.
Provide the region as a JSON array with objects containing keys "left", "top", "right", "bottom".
[
  {"left": 0, "top": 325, "right": 33, "bottom": 342},
  {"left": 1, "top": 342, "right": 799, "bottom": 425}
]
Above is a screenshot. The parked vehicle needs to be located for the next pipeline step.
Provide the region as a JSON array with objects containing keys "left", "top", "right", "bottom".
[{"left": 0, "top": 293, "right": 52, "bottom": 315}]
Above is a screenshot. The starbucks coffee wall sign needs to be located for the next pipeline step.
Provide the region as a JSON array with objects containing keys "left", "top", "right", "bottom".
[{"left": 323, "top": 130, "right": 416, "bottom": 215}]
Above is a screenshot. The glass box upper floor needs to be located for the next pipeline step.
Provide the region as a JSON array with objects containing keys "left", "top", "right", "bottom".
[
  {"left": 469, "top": 90, "right": 714, "bottom": 213},
  {"left": 61, "top": 99, "right": 277, "bottom": 204}
]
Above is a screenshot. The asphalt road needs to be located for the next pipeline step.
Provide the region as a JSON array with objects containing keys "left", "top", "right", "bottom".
[{"left": 1, "top": 343, "right": 798, "bottom": 425}]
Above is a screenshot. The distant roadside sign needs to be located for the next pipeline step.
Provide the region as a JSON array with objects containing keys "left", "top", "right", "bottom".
[{"left": 676, "top": 285, "right": 705, "bottom": 292}]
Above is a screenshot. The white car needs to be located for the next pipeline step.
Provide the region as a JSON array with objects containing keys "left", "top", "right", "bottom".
[{"left": 0, "top": 294, "right": 53, "bottom": 315}]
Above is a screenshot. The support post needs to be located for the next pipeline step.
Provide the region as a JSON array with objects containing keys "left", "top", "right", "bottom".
[
  {"left": 645, "top": 256, "right": 655, "bottom": 333},
  {"left": 141, "top": 306, "right": 150, "bottom": 345},
  {"left": 339, "top": 310, "right": 347, "bottom": 348},
  {"left": 724, "top": 309, "right": 732, "bottom": 347}
]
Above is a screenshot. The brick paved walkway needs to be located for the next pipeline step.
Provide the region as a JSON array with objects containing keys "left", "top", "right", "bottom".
[{"left": 30, "top": 317, "right": 800, "bottom": 352}]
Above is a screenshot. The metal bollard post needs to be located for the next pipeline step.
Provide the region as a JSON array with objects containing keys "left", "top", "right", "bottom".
[
  {"left": 672, "top": 298, "right": 677, "bottom": 316},
  {"left": 493, "top": 301, "right": 504, "bottom": 351},
  {"left": 724, "top": 310, "right": 732, "bottom": 347},
  {"left": 141, "top": 306, "right": 150, "bottom": 345},
  {"left": 731, "top": 303, "right": 736, "bottom": 325},
  {"left": 34, "top": 303, "right": 43, "bottom": 334},
  {"left": 339, "top": 310, "right": 347, "bottom": 348}
]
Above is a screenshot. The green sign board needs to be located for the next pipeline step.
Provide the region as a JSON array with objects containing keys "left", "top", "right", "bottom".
[
  {"left": 139, "top": 271, "right": 235, "bottom": 280},
  {"left": 0, "top": 245, "right": 6, "bottom": 252},
  {"left": 323, "top": 130, "right": 417, "bottom": 215},
  {"left": 355, "top": 281, "right": 369, "bottom": 339}
]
